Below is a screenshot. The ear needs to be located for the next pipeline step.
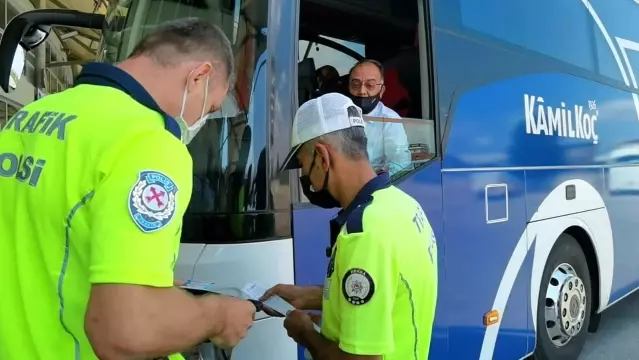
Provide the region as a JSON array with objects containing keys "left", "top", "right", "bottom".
[
  {"left": 186, "top": 63, "right": 213, "bottom": 93},
  {"left": 315, "top": 143, "right": 332, "bottom": 171},
  {"left": 380, "top": 84, "right": 386, "bottom": 98}
]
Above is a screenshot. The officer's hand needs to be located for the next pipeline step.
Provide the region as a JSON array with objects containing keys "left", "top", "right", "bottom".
[
  {"left": 201, "top": 295, "right": 255, "bottom": 349},
  {"left": 309, "top": 313, "right": 322, "bottom": 326},
  {"left": 260, "top": 284, "right": 310, "bottom": 310},
  {"left": 283, "top": 310, "right": 315, "bottom": 344}
]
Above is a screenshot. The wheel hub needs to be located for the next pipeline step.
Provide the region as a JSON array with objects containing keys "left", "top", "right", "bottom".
[{"left": 544, "top": 263, "right": 587, "bottom": 347}]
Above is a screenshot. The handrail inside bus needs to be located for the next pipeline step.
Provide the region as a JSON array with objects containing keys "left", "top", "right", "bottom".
[{"left": 299, "top": 32, "right": 365, "bottom": 61}]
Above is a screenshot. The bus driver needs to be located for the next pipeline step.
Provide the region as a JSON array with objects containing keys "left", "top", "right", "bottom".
[{"left": 347, "top": 59, "right": 411, "bottom": 176}]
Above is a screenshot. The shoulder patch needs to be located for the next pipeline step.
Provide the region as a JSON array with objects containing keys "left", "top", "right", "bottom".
[
  {"left": 128, "top": 170, "right": 179, "bottom": 233},
  {"left": 342, "top": 268, "right": 375, "bottom": 305}
]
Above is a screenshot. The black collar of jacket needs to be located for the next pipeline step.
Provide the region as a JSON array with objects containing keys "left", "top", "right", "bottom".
[
  {"left": 325, "top": 172, "right": 391, "bottom": 257},
  {"left": 74, "top": 62, "right": 182, "bottom": 140}
]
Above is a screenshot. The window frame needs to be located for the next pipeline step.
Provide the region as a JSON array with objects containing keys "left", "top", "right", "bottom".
[
  {"left": 392, "top": 0, "right": 440, "bottom": 184},
  {"left": 292, "top": 0, "right": 440, "bottom": 205},
  {"left": 0, "top": 100, "right": 6, "bottom": 129}
]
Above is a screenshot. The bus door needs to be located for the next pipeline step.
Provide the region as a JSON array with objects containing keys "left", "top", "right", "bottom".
[{"left": 289, "top": 0, "right": 448, "bottom": 358}]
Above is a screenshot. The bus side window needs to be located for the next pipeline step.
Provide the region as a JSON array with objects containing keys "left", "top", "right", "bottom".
[
  {"left": 103, "top": 0, "right": 274, "bottom": 242},
  {"left": 296, "top": 0, "right": 436, "bottom": 200}
]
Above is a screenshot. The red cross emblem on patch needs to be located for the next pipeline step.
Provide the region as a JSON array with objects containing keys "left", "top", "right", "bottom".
[{"left": 142, "top": 185, "right": 168, "bottom": 211}]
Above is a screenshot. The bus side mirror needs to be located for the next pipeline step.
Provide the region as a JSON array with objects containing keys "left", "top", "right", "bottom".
[
  {"left": 0, "top": 9, "right": 105, "bottom": 93},
  {"left": 8, "top": 26, "right": 50, "bottom": 90},
  {"left": 21, "top": 25, "right": 51, "bottom": 50},
  {"left": 9, "top": 45, "right": 26, "bottom": 90}
]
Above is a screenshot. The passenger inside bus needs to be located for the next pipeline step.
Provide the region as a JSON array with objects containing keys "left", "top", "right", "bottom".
[
  {"left": 298, "top": 0, "right": 435, "bottom": 181},
  {"left": 316, "top": 65, "right": 343, "bottom": 94}
]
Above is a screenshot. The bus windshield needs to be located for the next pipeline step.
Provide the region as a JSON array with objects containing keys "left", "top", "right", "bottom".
[{"left": 100, "top": 0, "right": 272, "bottom": 243}]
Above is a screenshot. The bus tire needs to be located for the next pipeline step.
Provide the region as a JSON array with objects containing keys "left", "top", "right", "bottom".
[{"left": 534, "top": 233, "right": 592, "bottom": 360}]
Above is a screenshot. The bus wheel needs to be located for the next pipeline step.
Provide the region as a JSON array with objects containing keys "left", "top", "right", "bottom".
[{"left": 534, "top": 233, "right": 592, "bottom": 360}]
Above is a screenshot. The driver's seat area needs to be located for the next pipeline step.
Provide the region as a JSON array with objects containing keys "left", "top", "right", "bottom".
[{"left": 298, "top": 57, "right": 319, "bottom": 106}]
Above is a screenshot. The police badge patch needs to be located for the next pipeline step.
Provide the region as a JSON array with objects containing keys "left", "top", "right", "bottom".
[
  {"left": 342, "top": 268, "right": 375, "bottom": 305},
  {"left": 128, "top": 170, "right": 179, "bottom": 233}
]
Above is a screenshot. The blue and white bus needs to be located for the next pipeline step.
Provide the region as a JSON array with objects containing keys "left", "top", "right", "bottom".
[{"left": 2, "top": 0, "right": 639, "bottom": 359}]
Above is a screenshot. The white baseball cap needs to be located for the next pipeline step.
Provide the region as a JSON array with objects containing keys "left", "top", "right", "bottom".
[{"left": 280, "top": 93, "right": 366, "bottom": 171}]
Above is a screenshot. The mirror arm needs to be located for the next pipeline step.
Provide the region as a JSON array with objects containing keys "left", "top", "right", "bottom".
[{"left": 0, "top": 9, "right": 105, "bottom": 92}]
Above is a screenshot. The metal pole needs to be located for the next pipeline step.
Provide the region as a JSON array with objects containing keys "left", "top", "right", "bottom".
[
  {"left": 35, "top": 0, "right": 47, "bottom": 98},
  {"left": 46, "top": 60, "right": 88, "bottom": 68}
]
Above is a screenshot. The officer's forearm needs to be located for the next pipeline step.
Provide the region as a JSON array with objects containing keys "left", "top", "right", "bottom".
[
  {"left": 86, "top": 284, "right": 216, "bottom": 359},
  {"left": 300, "top": 330, "right": 341, "bottom": 360},
  {"left": 301, "top": 330, "right": 381, "bottom": 360},
  {"left": 302, "top": 286, "right": 324, "bottom": 310}
]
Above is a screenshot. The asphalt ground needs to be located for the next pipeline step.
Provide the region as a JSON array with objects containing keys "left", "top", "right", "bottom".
[{"left": 579, "top": 289, "right": 639, "bottom": 360}]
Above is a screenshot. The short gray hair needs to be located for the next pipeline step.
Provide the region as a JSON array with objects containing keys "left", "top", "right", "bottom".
[
  {"left": 303, "top": 127, "right": 369, "bottom": 161},
  {"left": 129, "top": 17, "right": 234, "bottom": 83},
  {"left": 349, "top": 59, "right": 384, "bottom": 82}
]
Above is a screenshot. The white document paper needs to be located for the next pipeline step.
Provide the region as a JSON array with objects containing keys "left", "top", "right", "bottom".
[
  {"left": 242, "top": 282, "right": 296, "bottom": 316},
  {"left": 242, "top": 282, "right": 320, "bottom": 332},
  {"left": 181, "top": 280, "right": 320, "bottom": 332}
]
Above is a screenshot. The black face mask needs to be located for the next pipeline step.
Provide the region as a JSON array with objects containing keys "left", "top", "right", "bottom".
[
  {"left": 349, "top": 94, "right": 381, "bottom": 114},
  {"left": 300, "top": 151, "right": 341, "bottom": 209}
]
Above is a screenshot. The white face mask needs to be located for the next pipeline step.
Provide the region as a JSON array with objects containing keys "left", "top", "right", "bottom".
[{"left": 175, "top": 70, "right": 211, "bottom": 145}]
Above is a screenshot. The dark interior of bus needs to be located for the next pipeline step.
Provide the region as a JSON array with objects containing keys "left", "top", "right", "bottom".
[{"left": 298, "top": 0, "right": 423, "bottom": 119}]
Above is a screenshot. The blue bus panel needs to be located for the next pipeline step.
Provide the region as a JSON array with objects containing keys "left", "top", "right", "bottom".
[{"left": 293, "top": 0, "right": 639, "bottom": 359}]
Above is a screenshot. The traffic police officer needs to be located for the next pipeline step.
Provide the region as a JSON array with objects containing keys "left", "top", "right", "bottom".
[
  {"left": 0, "top": 18, "right": 255, "bottom": 360},
  {"left": 263, "top": 92, "right": 439, "bottom": 360}
]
